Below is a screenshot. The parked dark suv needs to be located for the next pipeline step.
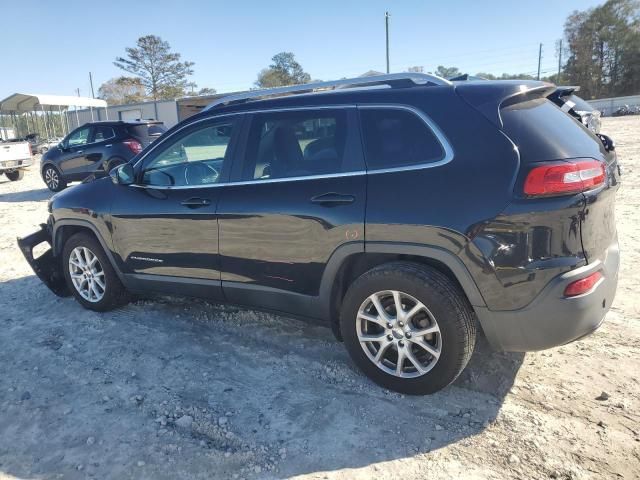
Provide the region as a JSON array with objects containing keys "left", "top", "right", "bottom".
[
  {"left": 18, "top": 74, "right": 620, "bottom": 394},
  {"left": 40, "top": 120, "right": 166, "bottom": 191}
]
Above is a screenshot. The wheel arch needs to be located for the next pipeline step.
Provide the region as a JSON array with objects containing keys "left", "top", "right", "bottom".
[
  {"left": 52, "top": 220, "right": 125, "bottom": 283},
  {"left": 318, "top": 242, "right": 487, "bottom": 340},
  {"left": 41, "top": 161, "right": 58, "bottom": 177},
  {"left": 104, "top": 156, "right": 126, "bottom": 173}
]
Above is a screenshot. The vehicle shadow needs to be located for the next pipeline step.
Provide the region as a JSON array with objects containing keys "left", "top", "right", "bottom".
[
  {"left": 0, "top": 186, "right": 51, "bottom": 203},
  {"left": 0, "top": 276, "right": 525, "bottom": 479}
]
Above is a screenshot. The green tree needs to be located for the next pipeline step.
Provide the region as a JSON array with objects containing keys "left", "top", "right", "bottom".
[
  {"left": 432, "top": 66, "right": 461, "bottom": 79},
  {"left": 98, "top": 77, "right": 147, "bottom": 105},
  {"left": 197, "top": 87, "right": 217, "bottom": 96},
  {"left": 474, "top": 72, "right": 497, "bottom": 80},
  {"left": 255, "top": 52, "right": 311, "bottom": 88},
  {"left": 114, "top": 35, "right": 195, "bottom": 101},
  {"left": 498, "top": 72, "right": 536, "bottom": 80},
  {"left": 563, "top": 0, "right": 640, "bottom": 98}
]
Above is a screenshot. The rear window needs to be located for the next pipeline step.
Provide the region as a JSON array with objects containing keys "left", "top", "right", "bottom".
[
  {"left": 360, "top": 108, "right": 445, "bottom": 170},
  {"left": 501, "top": 98, "right": 603, "bottom": 163},
  {"left": 128, "top": 123, "right": 167, "bottom": 138},
  {"left": 566, "top": 95, "right": 594, "bottom": 113}
]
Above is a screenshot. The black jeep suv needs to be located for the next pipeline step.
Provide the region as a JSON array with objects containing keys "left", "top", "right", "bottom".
[
  {"left": 40, "top": 120, "right": 166, "bottom": 192},
  {"left": 19, "top": 74, "right": 620, "bottom": 394}
]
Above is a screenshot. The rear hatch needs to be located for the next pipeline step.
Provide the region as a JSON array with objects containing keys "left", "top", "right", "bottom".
[
  {"left": 127, "top": 122, "right": 167, "bottom": 147},
  {"left": 0, "top": 141, "right": 32, "bottom": 165},
  {"left": 499, "top": 92, "right": 620, "bottom": 263},
  {"left": 457, "top": 81, "right": 620, "bottom": 265}
]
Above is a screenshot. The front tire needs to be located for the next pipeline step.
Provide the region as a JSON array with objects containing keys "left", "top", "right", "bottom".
[
  {"left": 340, "top": 262, "right": 476, "bottom": 395},
  {"left": 5, "top": 170, "right": 24, "bottom": 181},
  {"left": 62, "top": 232, "right": 129, "bottom": 312},
  {"left": 42, "top": 165, "right": 66, "bottom": 192}
]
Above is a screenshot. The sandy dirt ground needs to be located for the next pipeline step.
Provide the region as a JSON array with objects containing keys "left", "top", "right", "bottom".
[{"left": 0, "top": 116, "right": 638, "bottom": 480}]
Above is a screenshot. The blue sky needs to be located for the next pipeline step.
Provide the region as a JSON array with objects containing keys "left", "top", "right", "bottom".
[{"left": 0, "top": 0, "right": 603, "bottom": 98}]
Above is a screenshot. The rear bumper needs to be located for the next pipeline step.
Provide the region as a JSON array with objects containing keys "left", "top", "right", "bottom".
[
  {"left": 17, "top": 224, "right": 70, "bottom": 297},
  {"left": 0, "top": 157, "right": 33, "bottom": 170},
  {"left": 476, "top": 239, "right": 619, "bottom": 351}
]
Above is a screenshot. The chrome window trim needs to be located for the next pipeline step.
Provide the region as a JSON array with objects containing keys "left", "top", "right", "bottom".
[
  {"left": 131, "top": 104, "right": 454, "bottom": 190},
  {"left": 129, "top": 169, "right": 368, "bottom": 190}
]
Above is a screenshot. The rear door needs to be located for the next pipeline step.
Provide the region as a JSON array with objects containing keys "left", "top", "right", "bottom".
[
  {"left": 83, "top": 125, "right": 117, "bottom": 173},
  {"left": 59, "top": 126, "right": 92, "bottom": 177},
  {"left": 217, "top": 107, "right": 366, "bottom": 313}
]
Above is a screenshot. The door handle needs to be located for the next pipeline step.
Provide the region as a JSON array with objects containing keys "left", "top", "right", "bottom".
[
  {"left": 105, "top": 144, "right": 112, "bottom": 148},
  {"left": 181, "top": 197, "right": 211, "bottom": 208},
  {"left": 76, "top": 150, "right": 83, "bottom": 154},
  {"left": 310, "top": 192, "right": 355, "bottom": 206}
]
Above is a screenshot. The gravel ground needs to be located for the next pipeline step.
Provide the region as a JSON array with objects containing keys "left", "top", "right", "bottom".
[{"left": 0, "top": 116, "right": 639, "bottom": 480}]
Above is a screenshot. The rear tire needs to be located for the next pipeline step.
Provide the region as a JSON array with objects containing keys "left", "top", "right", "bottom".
[
  {"left": 62, "top": 232, "right": 129, "bottom": 312},
  {"left": 105, "top": 157, "right": 125, "bottom": 173},
  {"left": 5, "top": 170, "right": 24, "bottom": 181},
  {"left": 42, "top": 165, "right": 66, "bottom": 192},
  {"left": 340, "top": 262, "right": 476, "bottom": 395}
]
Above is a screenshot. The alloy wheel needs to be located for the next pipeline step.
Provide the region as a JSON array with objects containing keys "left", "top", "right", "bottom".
[
  {"left": 68, "top": 246, "right": 106, "bottom": 303},
  {"left": 356, "top": 290, "right": 442, "bottom": 378},
  {"left": 44, "top": 167, "right": 59, "bottom": 190}
]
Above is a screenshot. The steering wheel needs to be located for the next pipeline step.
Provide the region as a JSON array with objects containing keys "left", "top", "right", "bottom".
[{"left": 184, "top": 162, "right": 220, "bottom": 185}]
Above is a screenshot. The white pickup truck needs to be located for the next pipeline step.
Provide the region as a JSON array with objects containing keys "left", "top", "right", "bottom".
[{"left": 0, "top": 140, "right": 33, "bottom": 182}]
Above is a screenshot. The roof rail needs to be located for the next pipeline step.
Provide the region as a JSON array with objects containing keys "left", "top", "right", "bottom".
[{"left": 204, "top": 73, "right": 451, "bottom": 111}]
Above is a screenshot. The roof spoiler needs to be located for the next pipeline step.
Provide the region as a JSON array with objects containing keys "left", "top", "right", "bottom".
[{"left": 455, "top": 81, "right": 556, "bottom": 128}]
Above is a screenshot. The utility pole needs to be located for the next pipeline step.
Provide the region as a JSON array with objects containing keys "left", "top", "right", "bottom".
[
  {"left": 89, "top": 72, "right": 95, "bottom": 98},
  {"left": 385, "top": 11, "right": 390, "bottom": 74},
  {"left": 76, "top": 88, "right": 81, "bottom": 97},
  {"left": 537, "top": 43, "right": 543, "bottom": 80},
  {"left": 557, "top": 39, "right": 563, "bottom": 84}
]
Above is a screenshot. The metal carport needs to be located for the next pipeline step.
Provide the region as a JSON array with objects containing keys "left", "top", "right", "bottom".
[{"left": 0, "top": 93, "right": 108, "bottom": 140}]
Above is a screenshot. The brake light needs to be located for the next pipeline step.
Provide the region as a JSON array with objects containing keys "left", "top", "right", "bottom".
[
  {"left": 524, "top": 159, "right": 605, "bottom": 197},
  {"left": 123, "top": 139, "right": 143, "bottom": 155},
  {"left": 564, "top": 271, "right": 602, "bottom": 297},
  {"left": 28, "top": 144, "right": 33, "bottom": 156}
]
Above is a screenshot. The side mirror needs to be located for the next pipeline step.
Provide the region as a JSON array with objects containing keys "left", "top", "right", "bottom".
[
  {"left": 110, "top": 163, "right": 135, "bottom": 185},
  {"left": 58, "top": 143, "right": 66, "bottom": 151}
]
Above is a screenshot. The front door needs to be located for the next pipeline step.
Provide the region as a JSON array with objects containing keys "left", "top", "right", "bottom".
[
  {"left": 217, "top": 107, "right": 366, "bottom": 313},
  {"left": 59, "top": 125, "right": 92, "bottom": 177},
  {"left": 109, "top": 115, "right": 243, "bottom": 300}
]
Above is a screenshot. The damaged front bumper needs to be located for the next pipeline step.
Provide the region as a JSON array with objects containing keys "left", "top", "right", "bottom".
[{"left": 17, "top": 224, "right": 70, "bottom": 297}]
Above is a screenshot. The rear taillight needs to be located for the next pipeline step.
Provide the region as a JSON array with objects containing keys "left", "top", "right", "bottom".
[
  {"left": 564, "top": 271, "right": 602, "bottom": 297},
  {"left": 28, "top": 144, "right": 33, "bottom": 156},
  {"left": 523, "top": 159, "right": 605, "bottom": 197},
  {"left": 123, "top": 139, "right": 143, "bottom": 155}
]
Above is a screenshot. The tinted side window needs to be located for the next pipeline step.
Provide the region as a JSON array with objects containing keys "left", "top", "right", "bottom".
[
  {"left": 243, "top": 109, "right": 352, "bottom": 181},
  {"left": 360, "top": 108, "right": 445, "bottom": 170},
  {"left": 67, "top": 127, "right": 90, "bottom": 147},
  {"left": 141, "top": 120, "right": 236, "bottom": 187},
  {"left": 93, "top": 126, "right": 115, "bottom": 142},
  {"left": 128, "top": 123, "right": 167, "bottom": 138}
]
